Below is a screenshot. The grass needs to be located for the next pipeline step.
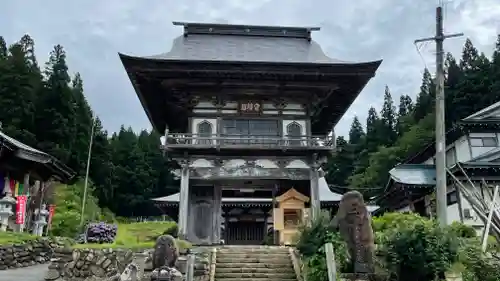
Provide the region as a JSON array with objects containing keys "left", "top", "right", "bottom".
[
  {"left": 72, "top": 221, "right": 192, "bottom": 250},
  {"left": 0, "top": 231, "right": 39, "bottom": 245}
]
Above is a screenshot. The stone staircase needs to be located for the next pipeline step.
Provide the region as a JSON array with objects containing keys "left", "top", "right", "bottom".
[{"left": 215, "top": 246, "right": 297, "bottom": 281}]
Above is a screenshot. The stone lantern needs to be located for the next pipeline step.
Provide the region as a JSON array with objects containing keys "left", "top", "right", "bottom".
[
  {"left": 33, "top": 204, "right": 49, "bottom": 236},
  {"left": 0, "top": 177, "right": 15, "bottom": 231}
]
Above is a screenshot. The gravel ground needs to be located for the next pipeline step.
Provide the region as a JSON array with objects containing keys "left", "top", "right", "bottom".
[{"left": 0, "top": 263, "right": 48, "bottom": 281}]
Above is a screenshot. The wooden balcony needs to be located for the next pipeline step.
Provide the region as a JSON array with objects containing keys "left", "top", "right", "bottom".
[{"left": 163, "top": 134, "right": 334, "bottom": 151}]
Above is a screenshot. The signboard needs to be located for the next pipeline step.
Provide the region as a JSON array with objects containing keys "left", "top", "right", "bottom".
[
  {"left": 48, "top": 205, "right": 56, "bottom": 230},
  {"left": 238, "top": 101, "right": 262, "bottom": 114},
  {"left": 15, "top": 195, "right": 27, "bottom": 224}
]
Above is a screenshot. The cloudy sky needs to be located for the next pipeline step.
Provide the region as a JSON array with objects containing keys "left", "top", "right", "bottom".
[{"left": 1, "top": 0, "right": 500, "bottom": 138}]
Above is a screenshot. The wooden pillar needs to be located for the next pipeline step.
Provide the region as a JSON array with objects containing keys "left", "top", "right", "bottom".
[
  {"left": 223, "top": 209, "right": 228, "bottom": 243},
  {"left": 178, "top": 162, "right": 190, "bottom": 239},
  {"left": 212, "top": 184, "right": 222, "bottom": 245},
  {"left": 310, "top": 160, "right": 320, "bottom": 222},
  {"left": 272, "top": 184, "right": 277, "bottom": 245}
]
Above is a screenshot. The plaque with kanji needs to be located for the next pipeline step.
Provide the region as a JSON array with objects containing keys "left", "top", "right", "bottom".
[{"left": 238, "top": 101, "right": 262, "bottom": 114}]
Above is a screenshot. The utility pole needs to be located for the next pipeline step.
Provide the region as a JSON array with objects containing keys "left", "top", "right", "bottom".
[{"left": 414, "top": 6, "right": 463, "bottom": 228}]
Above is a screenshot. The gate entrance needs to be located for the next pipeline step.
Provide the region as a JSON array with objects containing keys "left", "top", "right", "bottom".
[{"left": 225, "top": 221, "right": 266, "bottom": 245}]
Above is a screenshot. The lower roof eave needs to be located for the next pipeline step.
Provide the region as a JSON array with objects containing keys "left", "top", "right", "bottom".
[{"left": 119, "top": 53, "right": 382, "bottom": 75}]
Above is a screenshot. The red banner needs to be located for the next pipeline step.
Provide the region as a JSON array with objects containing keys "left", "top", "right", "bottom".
[
  {"left": 48, "top": 205, "right": 56, "bottom": 230},
  {"left": 15, "top": 195, "right": 27, "bottom": 224}
]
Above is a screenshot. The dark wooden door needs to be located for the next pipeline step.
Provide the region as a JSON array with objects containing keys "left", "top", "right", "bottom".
[{"left": 226, "top": 221, "right": 265, "bottom": 245}]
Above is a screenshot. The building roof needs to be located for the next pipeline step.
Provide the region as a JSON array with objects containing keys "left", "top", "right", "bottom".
[
  {"left": 405, "top": 101, "right": 500, "bottom": 164},
  {"left": 378, "top": 159, "right": 500, "bottom": 210},
  {"left": 462, "top": 101, "right": 500, "bottom": 121},
  {"left": 144, "top": 22, "right": 350, "bottom": 64},
  {"left": 0, "top": 130, "right": 76, "bottom": 183},
  {"left": 388, "top": 164, "right": 436, "bottom": 186},
  {"left": 119, "top": 22, "right": 382, "bottom": 135},
  {"left": 152, "top": 172, "right": 342, "bottom": 203}
]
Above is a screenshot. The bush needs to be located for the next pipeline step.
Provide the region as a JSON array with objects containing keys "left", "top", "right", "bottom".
[
  {"left": 86, "top": 222, "right": 118, "bottom": 243},
  {"left": 448, "top": 221, "right": 477, "bottom": 238},
  {"left": 163, "top": 224, "right": 178, "bottom": 238},
  {"left": 381, "top": 221, "right": 459, "bottom": 281},
  {"left": 457, "top": 239, "right": 500, "bottom": 281},
  {"left": 296, "top": 211, "right": 348, "bottom": 281}
]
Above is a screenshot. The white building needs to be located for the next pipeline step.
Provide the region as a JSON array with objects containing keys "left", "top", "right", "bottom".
[{"left": 378, "top": 101, "right": 500, "bottom": 233}]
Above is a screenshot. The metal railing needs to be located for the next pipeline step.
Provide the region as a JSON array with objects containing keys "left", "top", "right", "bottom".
[{"left": 164, "top": 134, "right": 334, "bottom": 149}]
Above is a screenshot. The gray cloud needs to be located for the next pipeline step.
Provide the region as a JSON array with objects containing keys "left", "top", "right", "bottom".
[{"left": 1, "top": 0, "right": 499, "bottom": 137}]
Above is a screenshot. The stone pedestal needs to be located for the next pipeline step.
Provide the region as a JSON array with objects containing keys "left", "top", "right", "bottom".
[{"left": 33, "top": 204, "right": 49, "bottom": 236}]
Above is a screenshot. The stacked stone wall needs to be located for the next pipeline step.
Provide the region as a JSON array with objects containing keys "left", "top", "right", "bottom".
[
  {"left": 0, "top": 237, "right": 66, "bottom": 270},
  {"left": 45, "top": 247, "right": 212, "bottom": 281}
]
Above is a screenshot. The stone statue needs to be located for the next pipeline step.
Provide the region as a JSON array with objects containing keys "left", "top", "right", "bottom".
[
  {"left": 153, "top": 235, "right": 179, "bottom": 268},
  {"left": 150, "top": 235, "right": 182, "bottom": 281},
  {"left": 331, "top": 191, "right": 375, "bottom": 276}
]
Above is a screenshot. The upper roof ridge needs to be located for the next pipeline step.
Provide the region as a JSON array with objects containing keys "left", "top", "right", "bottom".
[{"left": 172, "top": 21, "right": 320, "bottom": 40}]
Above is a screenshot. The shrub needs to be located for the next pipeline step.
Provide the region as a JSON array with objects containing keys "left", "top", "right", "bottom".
[
  {"left": 296, "top": 211, "right": 348, "bottom": 281},
  {"left": 381, "top": 221, "right": 459, "bottom": 281},
  {"left": 458, "top": 239, "right": 500, "bottom": 281},
  {"left": 447, "top": 221, "right": 477, "bottom": 238},
  {"left": 163, "top": 224, "right": 178, "bottom": 238}
]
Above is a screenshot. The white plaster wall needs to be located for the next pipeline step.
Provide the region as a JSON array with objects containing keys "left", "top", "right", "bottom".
[
  {"left": 445, "top": 183, "right": 488, "bottom": 236},
  {"left": 191, "top": 118, "right": 217, "bottom": 135},
  {"left": 282, "top": 120, "right": 306, "bottom": 136},
  {"left": 423, "top": 132, "right": 498, "bottom": 165},
  {"left": 455, "top": 136, "right": 471, "bottom": 162}
]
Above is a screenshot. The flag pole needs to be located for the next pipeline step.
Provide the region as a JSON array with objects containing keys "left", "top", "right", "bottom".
[{"left": 80, "top": 117, "right": 96, "bottom": 228}]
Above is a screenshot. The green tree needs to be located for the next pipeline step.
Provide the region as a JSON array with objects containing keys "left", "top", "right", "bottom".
[
  {"left": 348, "top": 116, "right": 365, "bottom": 145},
  {"left": 379, "top": 86, "right": 397, "bottom": 146},
  {"left": 324, "top": 136, "right": 353, "bottom": 187},
  {"left": 413, "top": 68, "right": 434, "bottom": 122},
  {"left": 0, "top": 38, "right": 39, "bottom": 145},
  {"left": 35, "top": 44, "right": 77, "bottom": 164},
  {"left": 68, "top": 73, "right": 94, "bottom": 173},
  {"left": 396, "top": 94, "right": 413, "bottom": 136}
]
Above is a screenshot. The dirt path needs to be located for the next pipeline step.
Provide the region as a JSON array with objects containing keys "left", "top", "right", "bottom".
[{"left": 0, "top": 263, "right": 48, "bottom": 281}]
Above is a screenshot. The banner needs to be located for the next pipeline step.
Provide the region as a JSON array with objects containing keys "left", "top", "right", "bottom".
[
  {"left": 15, "top": 195, "right": 27, "bottom": 224},
  {"left": 48, "top": 205, "right": 56, "bottom": 230}
]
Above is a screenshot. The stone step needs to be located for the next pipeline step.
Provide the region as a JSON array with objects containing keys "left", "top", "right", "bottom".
[
  {"left": 217, "top": 253, "right": 290, "bottom": 259},
  {"left": 215, "top": 277, "right": 297, "bottom": 281},
  {"left": 215, "top": 267, "right": 295, "bottom": 274},
  {"left": 216, "top": 272, "right": 297, "bottom": 279},
  {"left": 216, "top": 262, "right": 292, "bottom": 269},
  {"left": 217, "top": 247, "right": 289, "bottom": 254},
  {"left": 217, "top": 257, "right": 292, "bottom": 264}
]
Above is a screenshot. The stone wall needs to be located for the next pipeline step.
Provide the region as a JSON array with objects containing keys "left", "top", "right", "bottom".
[
  {"left": 0, "top": 237, "right": 66, "bottom": 270},
  {"left": 45, "top": 247, "right": 212, "bottom": 281}
]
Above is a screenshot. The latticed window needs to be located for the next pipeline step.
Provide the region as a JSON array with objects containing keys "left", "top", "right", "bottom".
[
  {"left": 286, "top": 122, "right": 302, "bottom": 146},
  {"left": 197, "top": 121, "right": 213, "bottom": 145},
  {"left": 221, "top": 119, "right": 279, "bottom": 145}
]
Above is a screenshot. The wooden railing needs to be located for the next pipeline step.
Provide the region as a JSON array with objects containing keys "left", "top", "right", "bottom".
[{"left": 164, "top": 134, "right": 335, "bottom": 149}]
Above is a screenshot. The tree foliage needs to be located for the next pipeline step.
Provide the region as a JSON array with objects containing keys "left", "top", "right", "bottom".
[
  {"left": 324, "top": 35, "right": 500, "bottom": 198},
  {"left": 0, "top": 35, "right": 176, "bottom": 218}
]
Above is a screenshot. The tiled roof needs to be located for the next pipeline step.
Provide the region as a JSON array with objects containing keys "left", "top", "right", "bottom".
[{"left": 142, "top": 22, "right": 353, "bottom": 64}]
